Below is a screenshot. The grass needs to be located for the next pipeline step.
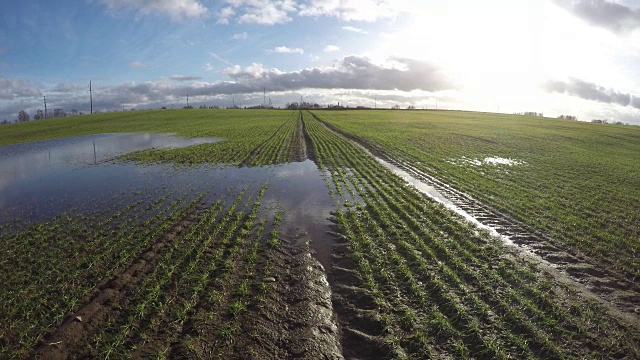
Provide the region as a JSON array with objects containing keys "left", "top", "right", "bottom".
[{"left": 1, "top": 108, "right": 638, "bottom": 359}]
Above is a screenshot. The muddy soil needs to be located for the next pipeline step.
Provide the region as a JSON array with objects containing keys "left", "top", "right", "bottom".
[
  {"left": 289, "top": 112, "right": 308, "bottom": 162},
  {"left": 205, "top": 230, "right": 343, "bottom": 360},
  {"left": 308, "top": 111, "right": 640, "bottom": 330},
  {"left": 33, "top": 204, "right": 343, "bottom": 360},
  {"left": 34, "top": 203, "right": 207, "bottom": 359}
]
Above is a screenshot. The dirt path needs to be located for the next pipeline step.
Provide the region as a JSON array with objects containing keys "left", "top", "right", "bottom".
[{"left": 308, "top": 111, "right": 640, "bottom": 330}]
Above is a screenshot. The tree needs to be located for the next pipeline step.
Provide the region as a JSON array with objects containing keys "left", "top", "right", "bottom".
[
  {"left": 33, "top": 110, "right": 44, "bottom": 120},
  {"left": 53, "top": 108, "right": 66, "bottom": 118},
  {"left": 0, "top": 119, "right": 9, "bottom": 125},
  {"left": 17, "top": 110, "right": 30, "bottom": 122}
]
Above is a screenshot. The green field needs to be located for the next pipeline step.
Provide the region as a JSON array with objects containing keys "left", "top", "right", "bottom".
[{"left": 1, "top": 109, "right": 639, "bottom": 359}]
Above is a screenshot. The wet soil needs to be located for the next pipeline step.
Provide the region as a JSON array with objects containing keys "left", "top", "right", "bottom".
[
  {"left": 33, "top": 206, "right": 343, "bottom": 359},
  {"left": 309, "top": 111, "right": 640, "bottom": 330},
  {"left": 34, "top": 203, "right": 207, "bottom": 359},
  {"left": 205, "top": 231, "right": 344, "bottom": 360}
]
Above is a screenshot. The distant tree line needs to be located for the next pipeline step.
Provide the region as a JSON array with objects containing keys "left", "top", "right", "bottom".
[
  {"left": 514, "top": 112, "right": 544, "bottom": 117},
  {"left": 0, "top": 108, "right": 79, "bottom": 125},
  {"left": 286, "top": 102, "right": 321, "bottom": 109},
  {"left": 557, "top": 115, "right": 577, "bottom": 121}
]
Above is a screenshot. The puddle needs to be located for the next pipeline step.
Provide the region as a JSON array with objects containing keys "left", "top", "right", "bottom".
[
  {"left": 373, "top": 156, "right": 516, "bottom": 247},
  {"left": 0, "top": 134, "right": 335, "bottom": 269},
  {"left": 450, "top": 156, "right": 525, "bottom": 166}
]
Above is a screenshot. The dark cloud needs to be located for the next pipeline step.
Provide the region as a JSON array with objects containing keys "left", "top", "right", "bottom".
[
  {"left": 0, "top": 75, "right": 41, "bottom": 100},
  {"left": 52, "top": 82, "right": 80, "bottom": 93},
  {"left": 553, "top": 0, "right": 640, "bottom": 32},
  {"left": 545, "top": 77, "right": 640, "bottom": 108},
  {"left": 0, "top": 56, "right": 454, "bottom": 120},
  {"left": 224, "top": 56, "right": 454, "bottom": 92},
  {"left": 170, "top": 75, "right": 202, "bottom": 81}
]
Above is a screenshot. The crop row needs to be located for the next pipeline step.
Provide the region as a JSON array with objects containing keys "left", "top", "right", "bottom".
[
  {"left": 303, "top": 111, "right": 640, "bottom": 359},
  {"left": 313, "top": 110, "right": 640, "bottom": 279}
]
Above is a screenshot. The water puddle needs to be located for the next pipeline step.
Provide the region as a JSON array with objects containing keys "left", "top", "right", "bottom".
[
  {"left": 449, "top": 156, "right": 525, "bottom": 166},
  {"left": 0, "top": 133, "right": 335, "bottom": 269},
  {"left": 373, "top": 156, "right": 516, "bottom": 247}
]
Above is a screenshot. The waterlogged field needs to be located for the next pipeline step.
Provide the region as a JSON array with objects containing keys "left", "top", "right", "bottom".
[{"left": 1, "top": 109, "right": 639, "bottom": 359}]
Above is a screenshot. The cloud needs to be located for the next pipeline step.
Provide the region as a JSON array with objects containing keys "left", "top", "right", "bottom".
[
  {"left": 217, "top": 6, "right": 235, "bottom": 24},
  {"left": 97, "top": 0, "right": 208, "bottom": 20},
  {"left": 553, "top": 0, "right": 640, "bottom": 33},
  {"left": 298, "top": 0, "right": 397, "bottom": 21},
  {"left": 268, "top": 46, "right": 304, "bottom": 54},
  {"left": 52, "top": 82, "right": 80, "bottom": 93},
  {"left": 323, "top": 45, "right": 340, "bottom": 52},
  {"left": 0, "top": 76, "right": 41, "bottom": 100},
  {"left": 219, "top": 0, "right": 395, "bottom": 24},
  {"left": 222, "top": 56, "right": 454, "bottom": 92},
  {"left": 0, "top": 56, "right": 455, "bottom": 120},
  {"left": 545, "top": 78, "right": 640, "bottom": 108},
  {"left": 342, "top": 25, "right": 367, "bottom": 34},
  {"left": 203, "top": 63, "right": 215, "bottom": 72},
  {"left": 220, "top": 0, "right": 295, "bottom": 25},
  {"left": 210, "top": 52, "right": 232, "bottom": 65},
  {"left": 170, "top": 75, "right": 202, "bottom": 81},
  {"left": 231, "top": 32, "right": 248, "bottom": 40},
  {"left": 129, "top": 61, "right": 147, "bottom": 69}
]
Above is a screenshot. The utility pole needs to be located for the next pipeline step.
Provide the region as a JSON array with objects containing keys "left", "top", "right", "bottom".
[
  {"left": 232, "top": 96, "right": 235, "bottom": 108},
  {"left": 89, "top": 81, "right": 93, "bottom": 114},
  {"left": 187, "top": 94, "right": 189, "bottom": 108},
  {"left": 263, "top": 88, "right": 266, "bottom": 108},
  {"left": 43, "top": 96, "right": 47, "bottom": 119}
]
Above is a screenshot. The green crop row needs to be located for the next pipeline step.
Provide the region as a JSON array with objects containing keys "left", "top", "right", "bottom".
[
  {"left": 311, "top": 110, "right": 640, "bottom": 279},
  {"left": 302, "top": 111, "right": 640, "bottom": 359}
]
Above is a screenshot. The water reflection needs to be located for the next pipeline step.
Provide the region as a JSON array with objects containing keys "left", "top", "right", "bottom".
[{"left": 0, "top": 134, "right": 335, "bottom": 268}]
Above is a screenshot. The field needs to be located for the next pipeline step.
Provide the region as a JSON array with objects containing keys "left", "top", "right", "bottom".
[{"left": 1, "top": 109, "right": 639, "bottom": 359}]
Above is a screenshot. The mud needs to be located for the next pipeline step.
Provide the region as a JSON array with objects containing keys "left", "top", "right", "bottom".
[
  {"left": 310, "top": 111, "right": 640, "bottom": 330},
  {"left": 34, "top": 203, "right": 207, "bottom": 359},
  {"left": 289, "top": 112, "right": 309, "bottom": 162},
  {"left": 329, "top": 238, "right": 396, "bottom": 360},
  {"left": 213, "top": 232, "right": 344, "bottom": 360}
]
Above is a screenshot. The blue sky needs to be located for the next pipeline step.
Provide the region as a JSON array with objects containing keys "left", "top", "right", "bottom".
[{"left": 1, "top": 0, "right": 640, "bottom": 124}]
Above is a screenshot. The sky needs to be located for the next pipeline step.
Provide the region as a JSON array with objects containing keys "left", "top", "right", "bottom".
[{"left": 1, "top": 0, "right": 640, "bottom": 124}]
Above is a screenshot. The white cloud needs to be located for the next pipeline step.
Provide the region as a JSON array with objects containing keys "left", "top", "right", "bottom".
[
  {"left": 342, "top": 25, "right": 367, "bottom": 34},
  {"left": 217, "top": 6, "right": 235, "bottom": 24},
  {"left": 210, "top": 52, "right": 232, "bottom": 65},
  {"left": 203, "top": 63, "right": 215, "bottom": 72},
  {"left": 268, "top": 46, "right": 304, "bottom": 54},
  {"left": 98, "top": 0, "right": 207, "bottom": 20},
  {"left": 220, "top": 0, "right": 295, "bottom": 25},
  {"left": 231, "top": 32, "right": 248, "bottom": 40},
  {"left": 299, "top": 0, "right": 398, "bottom": 22},
  {"left": 323, "top": 45, "right": 340, "bottom": 52},
  {"left": 219, "top": 0, "right": 397, "bottom": 24},
  {"left": 0, "top": 76, "right": 41, "bottom": 100},
  {"left": 129, "top": 61, "right": 147, "bottom": 69}
]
